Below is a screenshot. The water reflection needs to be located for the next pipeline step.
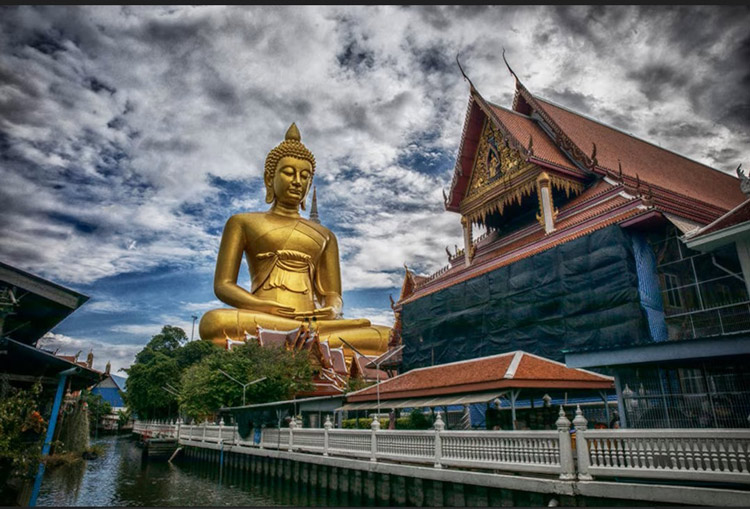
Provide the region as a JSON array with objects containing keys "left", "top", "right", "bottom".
[{"left": 35, "top": 436, "right": 282, "bottom": 507}]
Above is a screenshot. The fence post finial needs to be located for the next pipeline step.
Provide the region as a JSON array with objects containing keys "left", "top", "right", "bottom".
[
  {"left": 556, "top": 406, "right": 575, "bottom": 480},
  {"left": 434, "top": 410, "right": 444, "bottom": 469},
  {"left": 434, "top": 410, "right": 445, "bottom": 432},
  {"left": 370, "top": 414, "right": 380, "bottom": 462},
  {"left": 573, "top": 405, "right": 592, "bottom": 480},
  {"left": 324, "top": 415, "right": 332, "bottom": 456}
]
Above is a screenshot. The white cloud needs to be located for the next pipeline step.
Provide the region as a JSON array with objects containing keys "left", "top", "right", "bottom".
[
  {"left": 346, "top": 306, "right": 396, "bottom": 327},
  {"left": 38, "top": 332, "right": 141, "bottom": 376}
]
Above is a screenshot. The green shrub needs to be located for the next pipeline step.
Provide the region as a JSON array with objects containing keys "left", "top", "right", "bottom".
[{"left": 341, "top": 417, "right": 388, "bottom": 429}]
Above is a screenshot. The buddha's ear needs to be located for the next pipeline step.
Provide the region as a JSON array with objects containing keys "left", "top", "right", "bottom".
[
  {"left": 300, "top": 180, "right": 312, "bottom": 211},
  {"left": 264, "top": 172, "right": 275, "bottom": 204}
]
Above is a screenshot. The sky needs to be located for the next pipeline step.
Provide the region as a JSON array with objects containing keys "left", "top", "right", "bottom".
[{"left": 2, "top": 6, "right": 749, "bottom": 375}]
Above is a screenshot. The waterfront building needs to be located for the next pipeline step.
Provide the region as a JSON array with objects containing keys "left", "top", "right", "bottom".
[
  {"left": 390, "top": 70, "right": 748, "bottom": 429},
  {"left": 567, "top": 197, "right": 750, "bottom": 428},
  {"left": 91, "top": 369, "right": 129, "bottom": 431},
  {"left": 0, "top": 261, "right": 100, "bottom": 392},
  {"left": 343, "top": 350, "right": 614, "bottom": 430}
]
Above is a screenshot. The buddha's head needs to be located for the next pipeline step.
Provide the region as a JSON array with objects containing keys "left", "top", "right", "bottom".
[{"left": 264, "top": 123, "right": 316, "bottom": 209}]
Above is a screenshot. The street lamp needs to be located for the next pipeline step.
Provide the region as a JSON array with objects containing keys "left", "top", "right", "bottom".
[
  {"left": 191, "top": 315, "right": 199, "bottom": 341},
  {"left": 372, "top": 345, "right": 404, "bottom": 417},
  {"left": 338, "top": 336, "right": 404, "bottom": 418},
  {"left": 218, "top": 370, "right": 266, "bottom": 407}
]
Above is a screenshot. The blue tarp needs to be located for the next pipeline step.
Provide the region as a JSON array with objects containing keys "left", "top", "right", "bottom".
[{"left": 401, "top": 225, "right": 652, "bottom": 370}]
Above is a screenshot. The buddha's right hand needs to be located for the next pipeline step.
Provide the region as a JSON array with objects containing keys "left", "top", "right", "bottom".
[{"left": 244, "top": 298, "right": 296, "bottom": 317}]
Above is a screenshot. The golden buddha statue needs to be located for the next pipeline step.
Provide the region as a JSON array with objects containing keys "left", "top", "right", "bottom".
[{"left": 199, "top": 123, "right": 390, "bottom": 360}]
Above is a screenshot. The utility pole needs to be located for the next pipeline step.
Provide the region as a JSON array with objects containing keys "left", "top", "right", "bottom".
[{"left": 191, "top": 315, "right": 198, "bottom": 341}]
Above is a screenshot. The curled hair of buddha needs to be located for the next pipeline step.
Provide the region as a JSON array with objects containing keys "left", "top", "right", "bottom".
[{"left": 264, "top": 123, "right": 316, "bottom": 207}]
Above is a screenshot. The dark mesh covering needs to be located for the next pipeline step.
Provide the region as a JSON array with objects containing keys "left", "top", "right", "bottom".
[{"left": 401, "top": 225, "right": 650, "bottom": 370}]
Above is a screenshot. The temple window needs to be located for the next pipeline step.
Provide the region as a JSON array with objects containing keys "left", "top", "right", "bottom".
[{"left": 647, "top": 226, "right": 750, "bottom": 340}]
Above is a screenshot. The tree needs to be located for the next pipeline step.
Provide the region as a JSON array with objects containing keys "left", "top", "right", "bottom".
[
  {"left": 133, "top": 325, "right": 188, "bottom": 365},
  {"left": 124, "top": 351, "right": 180, "bottom": 419},
  {"left": 0, "top": 381, "right": 46, "bottom": 483},
  {"left": 179, "top": 342, "right": 314, "bottom": 421},
  {"left": 124, "top": 325, "right": 203, "bottom": 420},
  {"left": 82, "top": 390, "right": 112, "bottom": 433}
]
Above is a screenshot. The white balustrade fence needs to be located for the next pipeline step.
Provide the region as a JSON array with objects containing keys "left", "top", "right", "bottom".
[
  {"left": 575, "top": 420, "right": 750, "bottom": 483},
  {"left": 133, "top": 407, "right": 750, "bottom": 487}
]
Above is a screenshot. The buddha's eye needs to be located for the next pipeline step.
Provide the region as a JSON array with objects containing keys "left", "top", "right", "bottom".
[
  {"left": 281, "top": 167, "right": 294, "bottom": 176},
  {"left": 300, "top": 171, "right": 310, "bottom": 180}
]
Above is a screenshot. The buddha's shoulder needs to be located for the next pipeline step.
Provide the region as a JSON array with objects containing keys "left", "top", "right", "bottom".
[
  {"left": 225, "top": 212, "right": 272, "bottom": 225},
  {"left": 298, "top": 217, "right": 336, "bottom": 240}
]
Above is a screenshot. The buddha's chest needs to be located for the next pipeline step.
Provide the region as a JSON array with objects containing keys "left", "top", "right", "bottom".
[{"left": 245, "top": 220, "right": 327, "bottom": 261}]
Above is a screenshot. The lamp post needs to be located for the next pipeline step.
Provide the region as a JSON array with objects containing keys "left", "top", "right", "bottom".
[
  {"left": 191, "top": 315, "right": 198, "bottom": 341},
  {"left": 218, "top": 370, "right": 266, "bottom": 407},
  {"left": 372, "top": 345, "right": 404, "bottom": 416}
]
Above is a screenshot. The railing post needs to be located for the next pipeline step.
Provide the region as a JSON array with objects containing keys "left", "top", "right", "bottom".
[
  {"left": 434, "top": 411, "right": 445, "bottom": 469},
  {"left": 324, "top": 415, "right": 332, "bottom": 456},
  {"left": 219, "top": 418, "right": 224, "bottom": 443},
  {"left": 556, "top": 406, "right": 575, "bottom": 480},
  {"left": 202, "top": 420, "right": 207, "bottom": 442},
  {"left": 177, "top": 417, "right": 182, "bottom": 440},
  {"left": 573, "top": 405, "right": 592, "bottom": 481},
  {"left": 370, "top": 414, "right": 380, "bottom": 462},
  {"left": 289, "top": 417, "right": 296, "bottom": 452}
]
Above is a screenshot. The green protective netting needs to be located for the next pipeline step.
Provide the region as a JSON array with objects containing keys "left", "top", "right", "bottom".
[{"left": 401, "top": 225, "right": 650, "bottom": 370}]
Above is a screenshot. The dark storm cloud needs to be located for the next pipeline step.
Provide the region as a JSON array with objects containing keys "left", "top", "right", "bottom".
[
  {"left": 648, "top": 122, "right": 717, "bottom": 140},
  {"left": 627, "top": 64, "right": 689, "bottom": 103},
  {"left": 706, "top": 147, "right": 742, "bottom": 169},
  {"left": 538, "top": 88, "right": 595, "bottom": 116}
]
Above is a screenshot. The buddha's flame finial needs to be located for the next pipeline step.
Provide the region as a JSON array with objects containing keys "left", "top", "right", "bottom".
[{"left": 286, "top": 123, "right": 301, "bottom": 142}]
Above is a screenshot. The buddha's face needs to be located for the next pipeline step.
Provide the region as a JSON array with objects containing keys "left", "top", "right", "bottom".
[{"left": 272, "top": 156, "right": 313, "bottom": 208}]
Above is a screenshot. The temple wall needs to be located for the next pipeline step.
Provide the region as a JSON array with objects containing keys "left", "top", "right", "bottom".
[{"left": 401, "top": 225, "right": 652, "bottom": 370}]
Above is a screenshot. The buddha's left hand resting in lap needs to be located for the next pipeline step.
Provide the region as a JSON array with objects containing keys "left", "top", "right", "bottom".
[{"left": 199, "top": 123, "right": 390, "bottom": 358}]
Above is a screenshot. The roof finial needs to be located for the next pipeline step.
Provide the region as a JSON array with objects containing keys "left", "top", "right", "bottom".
[
  {"left": 590, "top": 142, "right": 598, "bottom": 168},
  {"left": 618, "top": 159, "right": 624, "bottom": 181},
  {"left": 527, "top": 134, "right": 534, "bottom": 155},
  {"left": 502, "top": 48, "right": 518, "bottom": 82},
  {"left": 737, "top": 164, "right": 750, "bottom": 198},
  {"left": 309, "top": 185, "right": 320, "bottom": 224},
  {"left": 456, "top": 53, "right": 476, "bottom": 91}
]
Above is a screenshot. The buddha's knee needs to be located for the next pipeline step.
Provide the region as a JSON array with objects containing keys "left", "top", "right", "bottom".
[{"left": 198, "top": 308, "right": 239, "bottom": 341}]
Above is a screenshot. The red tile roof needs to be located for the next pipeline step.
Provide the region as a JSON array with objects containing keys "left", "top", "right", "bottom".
[
  {"left": 347, "top": 351, "right": 613, "bottom": 402},
  {"left": 400, "top": 184, "right": 643, "bottom": 305},
  {"left": 688, "top": 198, "right": 750, "bottom": 238},
  {"left": 349, "top": 353, "right": 390, "bottom": 382},
  {"left": 532, "top": 97, "right": 744, "bottom": 211},
  {"left": 488, "top": 104, "right": 578, "bottom": 173}
]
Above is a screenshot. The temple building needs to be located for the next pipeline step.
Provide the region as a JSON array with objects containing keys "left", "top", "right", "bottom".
[{"left": 391, "top": 69, "right": 749, "bottom": 428}]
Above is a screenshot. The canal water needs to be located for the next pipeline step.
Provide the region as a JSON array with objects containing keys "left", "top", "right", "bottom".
[{"left": 35, "top": 435, "right": 283, "bottom": 507}]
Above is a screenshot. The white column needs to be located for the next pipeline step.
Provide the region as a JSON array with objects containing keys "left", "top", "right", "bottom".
[
  {"left": 735, "top": 239, "right": 750, "bottom": 297},
  {"left": 537, "top": 172, "right": 556, "bottom": 234},
  {"left": 462, "top": 217, "right": 473, "bottom": 267}
]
